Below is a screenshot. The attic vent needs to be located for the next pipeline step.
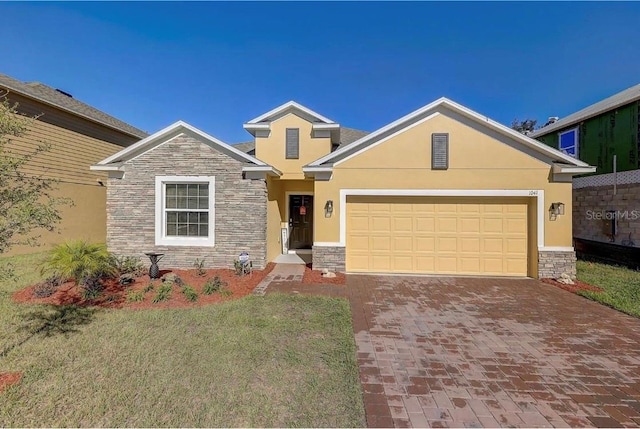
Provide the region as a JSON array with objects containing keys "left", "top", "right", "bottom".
[
  {"left": 431, "top": 133, "right": 449, "bottom": 170},
  {"left": 286, "top": 128, "right": 299, "bottom": 159},
  {"left": 55, "top": 89, "right": 73, "bottom": 98}
]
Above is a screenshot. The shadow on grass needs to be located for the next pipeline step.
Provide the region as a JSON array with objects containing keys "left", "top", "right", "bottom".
[{"left": 0, "top": 305, "right": 98, "bottom": 358}]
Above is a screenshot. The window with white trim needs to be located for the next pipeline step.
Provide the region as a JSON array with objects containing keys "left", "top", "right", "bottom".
[
  {"left": 558, "top": 127, "right": 578, "bottom": 158},
  {"left": 155, "top": 176, "right": 215, "bottom": 246}
]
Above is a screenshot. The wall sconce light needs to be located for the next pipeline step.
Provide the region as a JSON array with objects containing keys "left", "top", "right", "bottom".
[
  {"left": 324, "top": 200, "right": 334, "bottom": 217},
  {"left": 549, "top": 202, "right": 565, "bottom": 220}
]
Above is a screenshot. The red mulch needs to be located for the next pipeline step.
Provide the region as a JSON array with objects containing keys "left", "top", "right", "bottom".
[
  {"left": 541, "top": 278, "right": 603, "bottom": 294},
  {"left": 0, "top": 372, "right": 22, "bottom": 393},
  {"left": 302, "top": 265, "right": 346, "bottom": 285},
  {"left": 12, "top": 264, "right": 275, "bottom": 310}
]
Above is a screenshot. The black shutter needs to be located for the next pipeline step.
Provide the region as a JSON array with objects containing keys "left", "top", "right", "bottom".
[
  {"left": 286, "top": 128, "right": 299, "bottom": 159},
  {"left": 431, "top": 133, "right": 449, "bottom": 170}
]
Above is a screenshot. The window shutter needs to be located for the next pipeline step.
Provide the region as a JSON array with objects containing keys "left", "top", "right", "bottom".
[
  {"left": 431, "top": 133, "right": 449, "bottom": 170},
  {"left": 286, "top": 128, "right": 299, "bottom": 159}
]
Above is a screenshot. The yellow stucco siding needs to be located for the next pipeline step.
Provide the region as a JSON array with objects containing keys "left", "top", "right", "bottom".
[
  {"left": 313, "top": 110, "right": 574, "bottom": 253},
  {"left": 255, "top": 113, "right": 332, "bottom": 180}
]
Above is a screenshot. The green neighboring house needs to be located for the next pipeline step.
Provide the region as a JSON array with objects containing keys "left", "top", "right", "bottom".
[
  {"left": 531, "top": 84, "right": 640, "bottom": 266},
  {"left": 531, "top": 84, "right": 640, "bottom": 174}
]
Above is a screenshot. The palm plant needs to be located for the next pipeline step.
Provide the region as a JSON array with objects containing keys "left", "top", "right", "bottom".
[{"left": 41, "top": 241, "right": 115, "bottom": 297}]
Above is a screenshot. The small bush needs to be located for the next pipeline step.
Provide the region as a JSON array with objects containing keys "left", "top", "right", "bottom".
[
  {"left": 41, "top": 241, "right": 115, "bottom": 285},
  {"left": 143, "top": 283, "right": 155, "bottom": 293},
  {"left": 193, "top": 258, "right": 206, "bottom": 276},
  {"left": 109, "top": 255, "right": 145, "bottom": 277},
  {"left": 126, "top": 290, "right": 145, "bottom": 302},
  {"left": 153, "top": 283, "right": 172, "bottom": 303},
  {"left": 33, "top": 276, "right": 65, "bottom": 298},
  {"left": 81, "top": 277, "right": 104, "bottom": 300},
  {"left": 182, "top": 285, "right": 198, "bottom": 302},
  {"left": 219, "top": 288, "right": 233, "bottom": 297},
  {"left": 203, "top": 276, "right": 224, "bottom": 295}
]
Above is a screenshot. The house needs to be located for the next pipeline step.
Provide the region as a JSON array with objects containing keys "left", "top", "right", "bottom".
[
  {"left": 0, "top": 73, "right": 147, "bottom": 256},
  {"left": 531, "top": 83, "right": 640, "bottom": 174},
  {"left": 531, "top": 84, "right": 640, "bottom": 257},
  {"left": 92, "top": 98, "right": 594, "bottom": 278}
]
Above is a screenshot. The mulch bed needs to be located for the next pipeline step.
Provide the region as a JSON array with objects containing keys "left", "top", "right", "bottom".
[
  {"left": 0, "top": 372, "right": 22, "bottom": 393},
  {"left": 12, "top": 264, "right": 275, "bottom": 310},
  {"left": 302, "top": 265, "right": 346, "bottom": 285},
  {"left": 541, "top": 278, "right": 603, "bottom": 294}
]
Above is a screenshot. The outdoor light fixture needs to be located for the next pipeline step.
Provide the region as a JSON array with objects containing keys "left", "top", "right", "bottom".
[
  {"left": 549, "top": 202, "right": 565, "bottom": 220},
  {"left": 325, "top": 200, "right": 334, "bottom": 217}
]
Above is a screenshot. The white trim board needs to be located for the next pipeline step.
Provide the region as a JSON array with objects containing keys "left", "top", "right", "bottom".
[
  {"left": 308, "top": 97, "right": 591, "bottom": 169},
  {"left": 334, "top": 112, "right": 441, "bottom": 166},
  {"left": 94, "top": 121, "right": 268, "bottom": 169},
  {"left": 338, "top": 189, "right": 546, "bottom": 249}
]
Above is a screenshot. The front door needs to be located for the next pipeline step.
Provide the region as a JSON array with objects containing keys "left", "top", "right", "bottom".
[{"left": 289, "top": 195, "right": 313, "bottom": 250}]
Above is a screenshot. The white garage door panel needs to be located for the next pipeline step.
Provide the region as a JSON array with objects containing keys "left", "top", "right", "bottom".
[{"left": 346, "top": 197, "right": 529, "bottom": 276}]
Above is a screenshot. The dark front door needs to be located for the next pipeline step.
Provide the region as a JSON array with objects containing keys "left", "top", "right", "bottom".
[{"left": 289, "top": 195, "right": 313, "bottom": 250}]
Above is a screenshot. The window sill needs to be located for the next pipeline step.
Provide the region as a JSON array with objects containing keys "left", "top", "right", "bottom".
[{"left": 155, "top": 237, "right": 215, "bottom": 247}]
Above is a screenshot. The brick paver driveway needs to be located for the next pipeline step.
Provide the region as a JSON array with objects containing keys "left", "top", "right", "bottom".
[{"left": 270, "top": 275, "right": 640, "bottom": 428}]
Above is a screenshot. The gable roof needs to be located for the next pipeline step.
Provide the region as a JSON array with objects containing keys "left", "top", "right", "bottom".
[
  {"left": 232, "top": 126, "right": 369, "bottom": 156},
  {"left": 91, "top": 121, "right": 279, "bottom": 176},
  {"left": 244, "top": 100, "right": 336, "bottom": 125},
  {"left": 530, "top": 83, "right": 640, "bottom": 138},
  {"left": 305, "top": 97, "right": 593, "bottom": 172},
  {"left": 0, "top": 72, "right": 147, "bottom": 139}
]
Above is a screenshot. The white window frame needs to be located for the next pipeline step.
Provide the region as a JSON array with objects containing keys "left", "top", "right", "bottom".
[
  {"left": 558, "top": 127, "right": 579, "bottom": 158},
  {"left": 155, "top": 176, "right": 215, "bottom": 247}
]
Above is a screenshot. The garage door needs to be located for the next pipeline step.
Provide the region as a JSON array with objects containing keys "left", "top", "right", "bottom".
[{"left": 346, "top": 196, "right": 528, "bottom": 276}]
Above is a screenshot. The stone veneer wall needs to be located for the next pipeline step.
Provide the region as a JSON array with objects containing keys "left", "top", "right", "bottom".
[
  {"left": 107, "top": 134, "right": 267, "bottom": 269},
  {"left": 538, "top": 250, "right": 577, "bottom": 279},
  {"left": 312, "top": 246, "right": 346, "bottom": 272},
  {"left": 573, "top": 183, "right": 640, "bottom": 245}
]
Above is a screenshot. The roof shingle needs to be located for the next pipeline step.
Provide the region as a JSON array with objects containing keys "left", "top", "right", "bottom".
[{"left": 0, "top": 73, "right": 147, "bottom": 139}]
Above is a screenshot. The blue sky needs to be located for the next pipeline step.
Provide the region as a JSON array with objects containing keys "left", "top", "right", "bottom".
[{"left": 1, "top": 2, "right": 639, "bottom": 143}]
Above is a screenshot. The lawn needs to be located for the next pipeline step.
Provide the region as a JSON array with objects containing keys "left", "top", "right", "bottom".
[
  {"left": 577, "top": 259, "right": 640, "bottom": 318},
  {"left": 0, "top": 252, "right": 365, "bottom": 427}
]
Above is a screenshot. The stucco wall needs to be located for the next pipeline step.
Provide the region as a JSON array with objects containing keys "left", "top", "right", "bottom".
[
  {"left": 107, "top": 134, "right": 267, "bottom": 269},
  {"left": 255, "top": 113, "right": 332, "bottom": 180},
  {"left": 314, "top": 109, "right": 574, "bottom": 250}
]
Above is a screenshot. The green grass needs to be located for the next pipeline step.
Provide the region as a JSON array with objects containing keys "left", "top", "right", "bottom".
[
  {"left": 577, "top": 260, "right": 640, "bottom": 318},
  {"left": 0, "top": 252, "right": 365, "bottom": 427}
]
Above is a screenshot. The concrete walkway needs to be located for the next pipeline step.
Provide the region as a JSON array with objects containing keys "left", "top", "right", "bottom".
[
  {"left": 268, "top": 275, "right": 640, "bottom": 428},
  {"left": 252, "top": 263, "right": 305, "bottom": 296}
]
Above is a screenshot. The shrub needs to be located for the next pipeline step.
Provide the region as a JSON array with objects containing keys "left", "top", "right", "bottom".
[
  {"left": 32, "top": 275, "right": 65, "bottom": 298},
  {"left": 152, "top": 283, "right": 172, "bottom": 303},
  {"left": 143, "top": 283, "right": 155, "bottom": 293},
  {"left": 182, "top": 285, "right": 198, "bottom": 302},
  {"left": 126, "top": 290, "right": 145, "bottom": 302},
  {"left": 203, "top": 276, "right": 224, "bottom": 295},
  {"left": 109, "top": 255, "right": 145, "bottom": 277},
  {"left": 219, "top": 288, "right": 233, "bottom": 297},
  {"left": 193, "top": 258, "right": 206, "bottom": 276},
  {"left": 81, "top": 276, "right": 104, "bottom": 300},
  {"left": 41, "top": 241, "right": 115, "bottom": 285}
]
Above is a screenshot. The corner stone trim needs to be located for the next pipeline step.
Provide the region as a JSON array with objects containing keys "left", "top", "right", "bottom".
[
  {"left": 538, "top": 250, "right": 576, "bottom": 279},
  {"left": 312, "top": 246, "right": 345, "bottom": 272}
]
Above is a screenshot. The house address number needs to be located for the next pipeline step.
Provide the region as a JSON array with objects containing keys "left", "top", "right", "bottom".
[{"left": 528, "top": 190, "right": 539, "bottom": 196}]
